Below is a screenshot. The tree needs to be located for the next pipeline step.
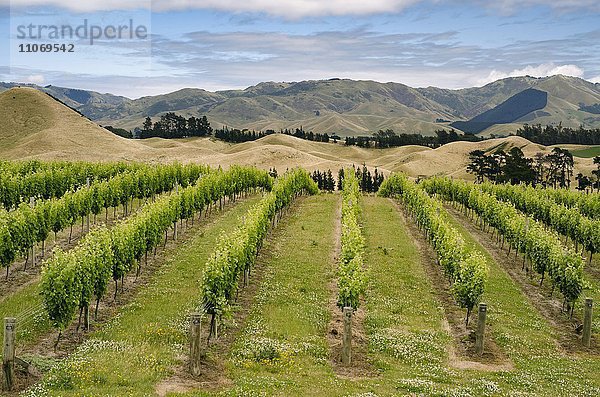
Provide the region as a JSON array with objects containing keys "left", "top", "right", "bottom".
[
  {"left": 467, "top": 150, "right": 487, "bottom": 183},
  {"left": 502, "top": 147, "right": 536, "bottom": 185},
  {"left": 337, "top": 169, "right": 345, "bottom": 191},
  {"left": 593, "top": 156, "right": 600, "bottom": 192},
  {"left": 546, "top": 148, "right": 574, "bottom": 188},
  {"left": 576, "top": 173, "right": 592, "bottom": 191}
]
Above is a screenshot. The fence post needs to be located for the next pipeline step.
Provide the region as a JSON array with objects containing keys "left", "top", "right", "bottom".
[
  {"left": 342, "top": 307, "right": 352, "bottom": 365},
  {"left": 475, "top": 303, "right": 487, "bottom": 355},
  {"left": 189, "top": 313, "right": 202, "bottom": 376},
  {"left": 583, "top": 298, "right": 593, "bottom": 347},
  {"left": 2, "top": 318, "right": 16, "bottom": 391}
]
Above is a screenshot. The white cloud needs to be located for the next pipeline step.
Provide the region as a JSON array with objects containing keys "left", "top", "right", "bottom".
[
  {"left": 25, "top": 74, "right": 45, "bottom": 84},
  {"left": 3, "top": 0, "right": 598, "bottom": 16},
  {"left": 478, "top": 63, "right": 585, "bottom": 86},
  {"left": 589, "top": 76, "right": 600, "bottom": 84}
]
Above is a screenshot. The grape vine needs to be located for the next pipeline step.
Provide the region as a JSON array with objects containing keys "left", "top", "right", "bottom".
[
  {"left": 40, "top": 166, "right": 272, "bottom": 333},
  {"left": 420, "top": 177, "right": 585, "bottom": 311},
  {"left": 337, "top": 169, "right": 367, "bottom": 310},
  {"left": 379, "top": 174, "right": 488, "bottom": 325},
  {"left": 0, "top": 162, "right": 210, "bottom": 278}
]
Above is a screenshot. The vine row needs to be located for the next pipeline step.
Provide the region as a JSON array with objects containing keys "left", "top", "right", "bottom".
[
  {"left": 40, "top": 166, "right": 272, "bottom": 334},
  {"left": 379, "top": 174, "right": 488, "bottom": 324},
  {"left": 421, "top": 177, "right": 585, "bottom": 311},
  {"left": 201, "top": 168, "right": 318, "bottom": 338},
  {"left": 337, "top": 169, "right": 367, "bottom": 310},
  {"left": 0, "top": 163, "right": 209, "bottom": 277}
]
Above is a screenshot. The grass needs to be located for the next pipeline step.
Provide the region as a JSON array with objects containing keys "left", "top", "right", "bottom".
[
  {"left": 360, "top": 197, "right": 450, "bottom": 379},
  {"left": 442, "top": 203, "right": 600, "bottom": 395},
  {"left": 0, "top": 198, "right": 148, "bottom": 353},
  {"left": 20, "top": 195, "right": 600, "bottom": 396},
  {"left": 24, "top": 196, "right": 261, "bottom": 397},
  {"left": 571, "top": 146, "right": 600, "bottom": 158}
]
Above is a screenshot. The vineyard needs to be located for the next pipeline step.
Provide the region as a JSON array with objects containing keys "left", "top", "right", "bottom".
[{"left": 0, "top": 160, "right": 598, "bottom": 397}]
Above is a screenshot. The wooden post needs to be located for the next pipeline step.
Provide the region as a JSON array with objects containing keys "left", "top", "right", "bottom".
[
  {"left": 583, "top": 298, "right": 593, "bottom": 347},
  {"left": 2, "top": 318, "right": 16, "bottom": 391},
  {"left": 189, "top": 313, "right": 202, "bottom": 376},
  {"left": 475, "top": 303, "right": 487, "bottom": 355},
  {"left": 342, "top": 307, "right": 352, "bottom": 365},
  {"left": 83, "top": 305, "right": 90, "bottom": 332}
]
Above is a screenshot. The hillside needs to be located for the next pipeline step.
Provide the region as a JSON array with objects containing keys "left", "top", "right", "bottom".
[
  {"left": 0, "top": 87, "right": 152, "bottom": 161},
  {"left": 451, "top": 88, "right": 548, "bottom": 134},
  {"left": 3, "top": 75, "right": 600, "bottom": 137}
]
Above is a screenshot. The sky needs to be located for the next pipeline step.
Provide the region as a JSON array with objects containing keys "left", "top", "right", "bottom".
[{"left": 0, "top": 0, "right": 599, "bottom": 98}]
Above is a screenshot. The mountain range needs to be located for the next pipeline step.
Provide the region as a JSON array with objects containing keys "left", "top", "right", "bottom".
[{"left": 2, "top": 75, "right": 599, "bottom": 137}]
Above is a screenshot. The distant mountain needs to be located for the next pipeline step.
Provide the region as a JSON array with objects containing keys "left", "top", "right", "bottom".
[
  {"left": 2, "top": 75, "right": 600, "bottom": 136},
  {"left": 451, "top": 88, "right": 548, "bottom": 134}
]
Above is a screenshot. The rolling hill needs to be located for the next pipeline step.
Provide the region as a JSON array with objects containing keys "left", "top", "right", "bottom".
[
  {"left": 3, "top": 75, "right": 600, "bottom": 137},
  {"left": 0, "top": 86, "right": 595, "bottom": 180}
]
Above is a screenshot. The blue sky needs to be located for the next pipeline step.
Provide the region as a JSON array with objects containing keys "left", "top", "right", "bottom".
[{"left": 1, "top": 0, "right": 599, "bottom": 98}]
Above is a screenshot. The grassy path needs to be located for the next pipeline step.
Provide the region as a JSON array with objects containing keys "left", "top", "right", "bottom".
[
  {"left": 442, "top": 204, "right": 600, "bottom": 395},
  {"left": 28, "top": 196, "right": 262, "bottom": 397},
  {"left": 185, "top": 194, "right": 343, "bottom": 396},
  {"left": 361, "top": 197, "right": 450, "bottom": 383}
]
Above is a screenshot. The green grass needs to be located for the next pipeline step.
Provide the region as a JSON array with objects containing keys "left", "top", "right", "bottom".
[
  {"left": 195, "top": 194, "right": 345, "bottom": 396},
  {"left": 571, "top": 146, "right": 600, "bottom": 158},
  {"left": 21, "top": 195, "right": 600, "bottom": 397},
  {"left": 361, "top": 197, "right": 450, "bottom": 379},
  {"left": 442, "top": 204, "right": 600, "bottom": 395},
  {"left": 26, "top": 196, "right": 262, "bottom": 397}
]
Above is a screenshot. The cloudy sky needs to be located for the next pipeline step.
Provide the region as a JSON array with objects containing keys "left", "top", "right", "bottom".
[{"left": 1, "top": 0, "right": 599, "bottom": 98}]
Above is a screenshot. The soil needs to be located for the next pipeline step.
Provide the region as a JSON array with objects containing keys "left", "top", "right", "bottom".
[
  {"left": 391, "top": 199, "right": 513, "bottom": 371},
  {"left": 327, "top": 195, "right": 377, "bottom": 379},
  {"left": 155, "top": 197, "right": 306, "bottom": 395},
  {"left": 444, "top": 203, "right": 599, "bottom": 355}
]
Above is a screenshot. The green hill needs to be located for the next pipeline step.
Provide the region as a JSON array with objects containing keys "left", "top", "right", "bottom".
[{"left": 3, "top": 75, "right": 600, "bottom": 137}]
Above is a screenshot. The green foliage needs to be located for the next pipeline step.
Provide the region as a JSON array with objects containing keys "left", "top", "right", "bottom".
[
  {"left": 337, "top": 169, "right": 367, "bottom": 310},
  {"left": 201, "top": 168, "right": 317, "bottom": 320},
  {"left": 476, "top": 181, "right": 600, "bottom": 256},
  {"left": 379, "top": 174, "right": 488, "bottom": 321},
  {"left": 420, "top": 177, "right": 585, "bottom": 306},
  {"left": 40, "top": 165, "right": 272, "bottom": 331},
  {"left": 0, "top": 162, "right": 210, "bottom": 273}
]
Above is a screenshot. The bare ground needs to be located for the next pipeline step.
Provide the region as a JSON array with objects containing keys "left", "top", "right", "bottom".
[
  {"left": 391, "top": 199, "right": 513, "bottom": 371},
  {"left": 444, "top": 203, "right": 598, "bottom": 355}
]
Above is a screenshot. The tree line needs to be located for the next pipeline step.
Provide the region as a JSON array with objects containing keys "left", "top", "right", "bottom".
[
  {"left": 467, "top": 146, "right": 600, "bottom": 191},
  {"left": 515, "top": 124, "right": 600, "bottom": 146},
  {"left": 311, "top": 165, "right": 385, "bottom": 193},
  {"left": 344, "top": 128, "right": 482, "bottom": 148},
  {"left": 139, "top": 113, "right": 212, "bottom": 139}
]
